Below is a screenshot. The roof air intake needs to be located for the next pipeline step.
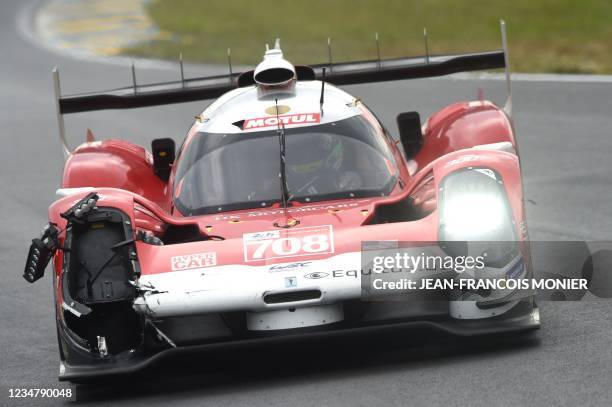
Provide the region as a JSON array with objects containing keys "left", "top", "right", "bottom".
[{"left": 254, "top": 39, "right": 296, "bottom": 98}]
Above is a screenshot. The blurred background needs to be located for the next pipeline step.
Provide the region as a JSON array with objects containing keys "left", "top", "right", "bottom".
[{"left": 37, "top": 0, "right": 612, "bottom": 73}]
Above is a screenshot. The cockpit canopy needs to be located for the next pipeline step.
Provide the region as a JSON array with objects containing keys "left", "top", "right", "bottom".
[{"left": 173, "top": 114, "right": 398, "bottom": 215}]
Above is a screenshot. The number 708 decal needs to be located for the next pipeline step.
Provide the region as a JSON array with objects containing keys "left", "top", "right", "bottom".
[{"left": 243, "top": 225, "right": 334, "bottom": 262}]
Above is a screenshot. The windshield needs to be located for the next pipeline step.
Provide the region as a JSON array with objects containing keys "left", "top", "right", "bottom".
[{"left": 173, "top": 115, "right": 398, "bottom": 215}]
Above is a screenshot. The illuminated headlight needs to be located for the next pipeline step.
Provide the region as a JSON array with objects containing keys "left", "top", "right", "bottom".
[
  {"left": 439, "top": 168, "right": 517, "bottom": 265},
  {"left": 443, "top": 192, "right": 507, "bottom": 238}
]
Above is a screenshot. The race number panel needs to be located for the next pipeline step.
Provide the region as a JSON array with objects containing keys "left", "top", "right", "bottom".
[{"left": 243, "top": 225, "right": 334, "bottom": 262}]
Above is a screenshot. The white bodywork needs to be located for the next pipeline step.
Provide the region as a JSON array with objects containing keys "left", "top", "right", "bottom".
[
  {"left": 191, "top": 37, "right": 360, "bottom": 136},
  {"left": 133, "top": 250, "right": 525, "bottom": 329},
  {"left": 194, "top": 81, "right": 360, "bottom": 135},
  {"left": 134, "top": 251, "right": 365, "bottom": 317},
  {"left": 247, "top": 304, "right": 344, "bottom": 330}
]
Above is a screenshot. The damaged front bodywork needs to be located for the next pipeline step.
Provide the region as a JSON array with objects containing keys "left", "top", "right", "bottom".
[{"left": 53, "top": 193, "right": 144, "bottom": 356}]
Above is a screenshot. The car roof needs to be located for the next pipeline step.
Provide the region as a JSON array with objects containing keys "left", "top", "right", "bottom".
[{"left": 192, "top": 81, "right": 363, "bottom": 134}]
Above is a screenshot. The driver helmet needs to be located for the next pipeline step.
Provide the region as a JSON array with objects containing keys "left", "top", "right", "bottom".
[{"left": 288, "top": 134, "right": 344, "bottom": 175}]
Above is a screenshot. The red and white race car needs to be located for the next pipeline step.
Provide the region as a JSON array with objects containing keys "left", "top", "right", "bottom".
[{"left": 24, "top": 28, "right": 539, "bottom": 382}]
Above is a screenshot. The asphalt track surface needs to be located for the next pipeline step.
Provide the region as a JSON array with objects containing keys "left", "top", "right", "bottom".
[{"left": 2, "top": 1, "right": 612, "bottom": 406}]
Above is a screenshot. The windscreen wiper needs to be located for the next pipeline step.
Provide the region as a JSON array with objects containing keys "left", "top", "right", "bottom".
[{"left": 274, "top": 99, "right": 297, "bottom": 227}]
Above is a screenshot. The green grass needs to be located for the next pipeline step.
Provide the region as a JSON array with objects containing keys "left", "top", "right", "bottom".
[{"left": 123, "top": 0, "right": 612, "bottom": 74}]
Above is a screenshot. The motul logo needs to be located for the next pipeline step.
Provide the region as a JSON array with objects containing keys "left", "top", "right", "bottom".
[
  {"left": 244, "top": 113, "right": 320, "bottom": 129},
  {"left": 171, "top": 252, "right": 217, "bottom": 271}
]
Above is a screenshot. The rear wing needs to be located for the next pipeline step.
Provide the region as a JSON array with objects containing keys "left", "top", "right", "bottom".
[{"left": 53, "top": 20, "right": 512, "bottom": 157}]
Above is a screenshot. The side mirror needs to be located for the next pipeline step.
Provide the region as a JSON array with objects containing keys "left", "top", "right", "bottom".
[
  {"left": 396, "top": 111, "right": 423, "bottom": 158},
  {"left": 152, "top": 138, "right": 175, "bottom": 181}
]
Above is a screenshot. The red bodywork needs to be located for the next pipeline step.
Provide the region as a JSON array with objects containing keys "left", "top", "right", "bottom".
[{"left": 51, "top": 100, "right": 525, "bottom": 279}]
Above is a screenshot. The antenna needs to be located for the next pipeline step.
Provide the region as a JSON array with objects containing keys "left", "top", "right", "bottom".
[
  {"left": 227, "top": 48, "right": 233, "bottom": 85},
  {"left": 179, "top": 53, "right": 185, "bottom": 88},
  {"left": 274, "top": 99, "right": 292, "bottom": 226},
  {"left": 131, "top": 62, "right": 138, "bottom": 94},
  {"left": 423, "top": 28, "right": 430, "bottom": 64},
  {"left": 375, "top": 33, "right": 381, "bottom": 69},
  {"left": 52, "top": 67, "right": 70, "bottom": 158},
  {"left": 327, "top": 37, "right": 333, "bottom": 73},
  {"left": 500, "top": 20, "right": 512, "bottom": 119},
  {"left": 320, "top": 67, "right": 326, "bottom": 116}
]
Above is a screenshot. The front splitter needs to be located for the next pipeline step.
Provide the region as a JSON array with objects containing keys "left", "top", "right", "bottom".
[{"left": 59, "top": 304, "right": 540, "bottom": 382}]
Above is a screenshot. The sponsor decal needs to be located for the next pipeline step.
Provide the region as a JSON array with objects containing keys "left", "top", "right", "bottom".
[
  {"left": 444, "top": 154, "right": 479, "bottom": 167},
  {"left": 329, "top": 268, "right": 414, "bottom": 278},
  {"left": 333, "top": 269, "right": 362, "bottom": 278},
  {"left": 265, "top": 105, "right": 291, "bottom": 115},
  {"left": 269, "top": 262, "right": 312, "bottom": 271},
  {"left": 243, "top": 225, "right": 334, "bottom": 262},
  {"left": 285, "top": 276, "right": 298, "bottom": 288},
  {"left": 304, "top": 272, "right": 329, "bottom": 279},
  {"left": 243, "top": 230, "right": 280, "bottom": 241},
  {"left": 243, "top": 113, "right": 320, "bottom": 130},
  {"left": 214, "top": 201, "right": 369, "bottom": 221},
  {"left": 171, "top": 252, "right": 217, "bottom": 271}
]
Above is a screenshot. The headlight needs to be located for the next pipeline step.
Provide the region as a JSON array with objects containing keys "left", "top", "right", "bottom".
[
  {"left": 439, "top": 168, "right": 517, "bottom": 266},
  {"left": 442, "top": 191, "right": 508, "bottom": 239}
]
